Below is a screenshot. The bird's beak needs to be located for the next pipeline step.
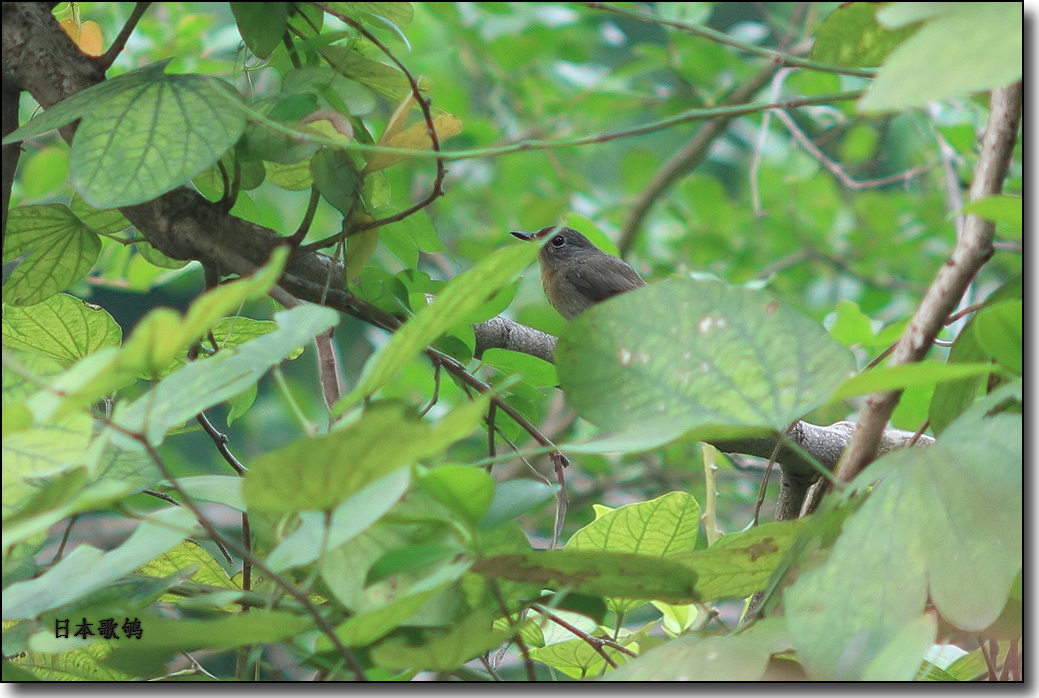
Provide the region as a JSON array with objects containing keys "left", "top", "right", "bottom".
[{"left": 511, "top": 231, "right": 536, "bottom": 241}]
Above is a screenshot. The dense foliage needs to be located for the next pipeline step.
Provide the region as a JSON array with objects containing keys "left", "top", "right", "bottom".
[{"left": 2, "top": 2, "right": 1021, "bottom": 682}]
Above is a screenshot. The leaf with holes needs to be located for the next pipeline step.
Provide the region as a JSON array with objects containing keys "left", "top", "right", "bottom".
[{"left": 556, "top": 278, "right": 856, "bottom": 444}]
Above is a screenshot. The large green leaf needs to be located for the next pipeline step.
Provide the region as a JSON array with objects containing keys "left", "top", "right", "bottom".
[
  {"left": 472, "top": 549, "right": 699, "bottom": 604},
  {"left": 1, "top": 507, "right": 196, "bottom": 619},
  {"left": 566, "top": 491, "right": 700, "bottom": 556},
  {"left": 555, "top": 278, "right": 856, "bottom": 442},
  {"left": 2, "top": 206, "right": 100, "bottom": 307},
  {"left": 669, "top": 519, "right": 807, "bottom": 602},
  {"left": 114, "top": 303, "right": 337, "bottom": 446},
  {"left": 2, "top": 293, "right": 121, "bottom": 367},
  {"left": 245, "top": 397, "right": 488, "bottom": 514},
  {"left": 565, "top": 491, "right": 701, "bottom": 614},
  {"left": 2, "top": 62, "right": 173, "bottom": 145},
  {"left": 861, "top": 3, "right": 1022, "bottom": 112},
  {"left": 785, "top": 383, "right": 1021, "bottom": 679},
  {"left": 230, "top": 2, "right": 289, "bottom": 59},
  {"left": 371, "top": 610, "right": 513, "bottom": 672},
  {"left": 24, "top": 250, "right": 288, "bottom": 427},
  {"left": 71, "top": 74, "right": 247, "bottom": 207},
  {"left": 265, "top": 468, "right": 410, "bottom": 572},
  {"left": 335, "top": 241, "right": 542, "bottom": 411},
  {"left": 605, "top": 618, "right": 790, "bottom": 681},
  {"left": 812, "top": 3, "right": 916, "bottom": 68},
  {"left": 973, "top": 300, "right": 1022, "bottom": 374}
]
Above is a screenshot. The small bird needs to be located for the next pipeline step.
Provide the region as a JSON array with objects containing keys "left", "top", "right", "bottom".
[{"left": 511, "top": 226, "right": 645, "bottom": 320}]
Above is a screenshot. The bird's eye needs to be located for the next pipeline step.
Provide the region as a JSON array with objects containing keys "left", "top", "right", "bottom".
[{"left": 551, "top": 236, "right": 565, "bottom": 247}]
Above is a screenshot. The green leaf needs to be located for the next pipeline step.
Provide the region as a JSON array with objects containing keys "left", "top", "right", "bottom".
[
  {"left": 2, "top": 205, "right": 100, "bottom": 307},
  {"left": 332, "top": 577, "right": 457, "bottom": 648},
  {"left": 2, "top": 410, "right": 96, "bottom": 511},
  {"left": 311, "top": 147, "right": 361, "bottom": 216},
  {"left": 472, "top": 549, "right": 699, "bottom": 604},
  {"left": 367, "top": 543, "right": 459, "bottom": 584},
  {"left": 68, "top": 193, "right": 131, "bottom": 236},
  {"left": 328, "top": 2, "right": 414, "bottom": 27},
  {"left": 2, "top": 293, "right": 121, "bottom": 367},
  {"left": 174, "top": 476, "right": 246, "bottom": 511},
  {"left": 63, "top": 67, "right": 248, "bottom": 207},
  {"left": 481, "top": 348, "right": 558, "bottom": 388},
  {"left": 606, "top": 617, "right": 790, "bottom": 681},
  {"left": 1, "top": 507, "right": 196, "bottom": 619},
  {"left": 860, "top": 3, "right": 1022, "bottom": 113},
  {"left": 371, "top": 610, "right": 513, "bottom": 672},
  {"left": 245, "top": 398, "right": 486, "bottom": 514},
  {"left": 115, "top": 611, "right": 309, "bottom": 657},
  {"left": 335, "top": 241, "right": 542, "bottom": 411},
  {"left": 669, "top": 519, "right": 807, "bottom": 602},
  {"left": 973, "top": 300, "right": 1021, "bottom": 374},
  {"left": 963, "top": 194, "right": 1022, "bottom": 233},
  {"left": 284, "top": 66, "right": 376, "bottom": 116},
  {"left": 137, "top": 540, "right": 237, "bottom": 602},
  {"left": 48, "top": 248, "right": 288, "bottom": 404},
  {"left": 417, "top": 465, "right": 495, "bottom": 525},
  {"left": 861, "top": 613, "right": 936, "bottom": 681},
  {"left": 832, "top": 362, "right": 997, "bottom": 401},
  {"left": 479, "top": 479, "right": 560, "bottom": 528},
  {"left": 230, "top": 2, "right": 289, "bottom": 58},
  {"left": 265, "top": 468, "right": 410, "bottom": 572},
  {"left": 565, "top": 491, "right": 701, "bottom": 614},
  {"left": 529, "top": 635, "right": 635, "bottom": 678},
  {"left": 9, "top": 640, "right": 130, "bottom": 681},
  {"left": 786, "top": 385, "right": 1021, "bottom": 679},
  {"left": 2, "top": 466, "right": 137, "bottom": 547},
  {"left": 2, "top": 62, "right": 173, "bottom": 145},
  {"left": 556, "top": 278, "right": 856, "bottom": 443},
  {"left": 324, "top": 45, "right": 414, "bottom": 102},
  {"left": 115, "top": 303, "right": 337, "bottom": 446},
  {"left": 812, "top": 2, "right": 917, "bottom": 68},
  {"left": 827, "top": 300, "right": 875, "bottom": 348},
  {"left": 567, "top": 491, "right": 700, "bottom": 556}
]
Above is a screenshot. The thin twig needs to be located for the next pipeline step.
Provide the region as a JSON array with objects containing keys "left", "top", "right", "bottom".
[
  {"left": 419, "top": 361, "right": 442, "bottom": 416},
  {"left": 620, "top": 62, "right": 781, "bottom": 255},
  {"left": 580, "top": 2, "right": 876, "bottom": 78},
  {"left": 120, "top": 427, "right": 368, "bottom": 681},
  {"left": 701, "top": 444, "right": 722, "bottom": 545},
  {"left": 196, "top": 412, "right": 247, "bottom": 474},
  {"left": 288, "top": 187, "right": 322, "bottom": 246},
  {"left": 303, "top": 2, "right": 446, "bottom": 246},
  {"left": 96, "top": 2, "right": 152, "bottom": 71},
  {"left": 532, "top": 604, "right": 637, "bottom": 666},
  {"left": 835, "top": 83, "right": 1021, "bottom": 484},
  {"left": 50, "top": 515, "right": 79, "bottom": 566},
  {"left": 143, "top": 488, "right": 182, "bottom": 506},
  {"left": 773, "top": 108, "right": 936, "bottom": 190},
  {"left": 487, "top": 581, "right": 537, "bottom": 681}
]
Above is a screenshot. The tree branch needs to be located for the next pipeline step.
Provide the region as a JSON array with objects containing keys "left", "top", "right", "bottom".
[
  {"left": 618, "top": 62, "right": 780, "bottom": 256},
  {"left": 834, "top": 83, "right": 1022, "bottom": 485}
]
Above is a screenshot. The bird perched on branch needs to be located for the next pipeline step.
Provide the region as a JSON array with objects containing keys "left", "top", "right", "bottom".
[{"left": 511, "top": 226, "right": 645, "bottom": 321}]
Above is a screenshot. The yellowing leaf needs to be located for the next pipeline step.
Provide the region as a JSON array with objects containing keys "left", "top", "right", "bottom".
[
  {"left": 364, "top": 113, "right": 462, "bottom": 173},
  {"left": 60, "top": 19, "right": 105, "bottom": 57}
]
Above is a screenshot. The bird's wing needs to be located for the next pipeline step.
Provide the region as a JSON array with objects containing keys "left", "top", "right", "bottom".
[{"left": 565, "top": 257, "right": 645, "bottom": 303}]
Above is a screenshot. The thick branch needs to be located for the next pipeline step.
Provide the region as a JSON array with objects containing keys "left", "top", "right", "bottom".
[
  {"left": 834, "top": 83, "right": 1022, "bottom": 484},
  {"left": 473, "top": 315, "right": 556, "bottom": 363}
]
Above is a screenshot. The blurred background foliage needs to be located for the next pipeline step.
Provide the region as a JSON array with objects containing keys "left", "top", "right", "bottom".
[{"left": 11, "top": 1, "right": 1022, "bottom": 539}]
